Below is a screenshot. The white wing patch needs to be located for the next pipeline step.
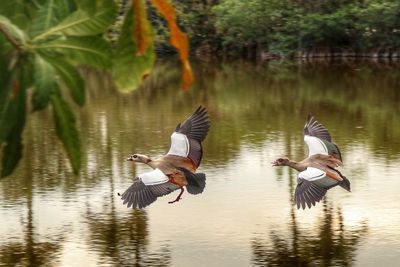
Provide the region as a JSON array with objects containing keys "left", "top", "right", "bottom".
[
  {"left": 299, "top": 167, "right": 326, "bottom": 181},
  {"left": 304, "top": 135, "right": 328, "bottom": 156},
  {"left": 167, "top": 132, "right": 189, "bottom": 157},
  {"left": 139, "top": 168, "right": 169, "bottom": 186}
]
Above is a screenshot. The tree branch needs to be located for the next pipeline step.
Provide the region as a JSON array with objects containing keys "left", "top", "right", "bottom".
[{"left": 0, "top": 25, "right": 21, "bottom": 50}]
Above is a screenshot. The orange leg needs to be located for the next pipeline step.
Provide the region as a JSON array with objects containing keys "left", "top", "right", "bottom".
[{"left": 168, "top": 187, "right": 184, "bottom": 204}]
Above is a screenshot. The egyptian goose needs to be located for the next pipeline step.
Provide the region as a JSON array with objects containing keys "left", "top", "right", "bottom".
[
  {"left": 120, "top": 106, "right": 210, "bottom": 209},
  {"left": 272, "top": 115, "right": 351, "bottom": 209}
]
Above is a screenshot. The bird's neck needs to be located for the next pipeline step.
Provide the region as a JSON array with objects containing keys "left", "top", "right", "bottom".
[
  {"left": 146, "top": 158, "right": 157, "bottom": 168},
  {"left": 287, "top": 160, "right": 307, "bottom": 172}
]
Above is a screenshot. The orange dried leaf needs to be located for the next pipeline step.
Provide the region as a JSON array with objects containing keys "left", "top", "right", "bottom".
[
  {"left": 150, "top": 0, "right": 194, "bottom": 90},
  {"left": 133, "top": 0, "right": 152, "bottom": 55}
]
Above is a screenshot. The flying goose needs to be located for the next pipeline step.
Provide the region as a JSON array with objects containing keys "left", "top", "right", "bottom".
[
  {"left": 272, "top": 115, "right": 351, "bottom": 209},
  {"left": 120, "top": 106, "right": 210, "bottom": 209}
]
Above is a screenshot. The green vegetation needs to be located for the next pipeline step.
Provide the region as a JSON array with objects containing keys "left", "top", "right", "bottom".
[
  {"left": 176, "top": 0, "right": 400, "bottom": 57},
  {"left": 0, "top": 0, "right": 119, "bottom": 177}
]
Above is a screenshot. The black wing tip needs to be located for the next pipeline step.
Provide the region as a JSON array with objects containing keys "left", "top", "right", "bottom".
[
  {"left": 120, "top": 181, "right": 157, "bottom": 209},
  {"left": 194, "top": 105, "right": 206, "bottom": 114},
  {"left": 303, "top": 114, "right": 332, "bottom": 142},
  {"left": 295, "top": 181, "right": 327, "bottom": 210},
  {"left": 305, "top": 114, "right": 317, "bottom": 127},
  {"left": 175, "top": 123, "right": 181, "bottom": 132},
  {"left": 295, "top": 199, "right": 319, "bottom": 210},
  {"left": 304, "top": 114, "right": 313, "bottom": 133}
]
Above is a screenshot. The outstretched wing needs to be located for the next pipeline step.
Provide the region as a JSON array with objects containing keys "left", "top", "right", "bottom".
[
  {"left": 295, "top": 167, "right": 339, "bottom": 209},
  {"left": 295, "top": 178, "right": 327, "bottom": 209},
  {"left": 167, "top": 106, "right": 210, "bottom": 167},
  {"left": 304, "top": 115, "right": 332, "bottom": 142},
  {"left": 120, "top": 169, "right": 180, "bottom": 209},
  {"left": 303, "top": 115, "right": 343, "bottom": 160}
]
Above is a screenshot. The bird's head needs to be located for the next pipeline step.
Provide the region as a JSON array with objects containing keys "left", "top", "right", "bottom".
[
  {"left": 271, "top": 157, "right": 290, "bottom": 166},
  {"left": 127, "top": 154, "right": 151, "bottom": 164}
]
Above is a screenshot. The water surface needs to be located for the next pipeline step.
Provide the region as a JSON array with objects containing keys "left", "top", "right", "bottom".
[{"left": 1, "top": 60, "right": 400, "bottom": 266}]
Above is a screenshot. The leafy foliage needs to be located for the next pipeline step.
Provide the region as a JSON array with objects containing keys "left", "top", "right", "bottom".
[
  {"left": 32, "top": 55, "right": 58, "bottom": 111},
  {"left": 51, "top": 94, "right": 81, "bottom": 174},
  {"left": 213, "top": 0, "right": 400, "bottom": 56},
  {"left": 112, "top": 6, "right": 155, "bottom": 92},
  {"left": 1, "top": 67, "right": 28, "bottom": 177},
  {"left": 37, "top": 36, "right": 112, "bottom": 69},
  {"left": 0, "top": 0, "right": 122, "bottom": 177},
  {"left": 43, "top": 56, "right": 85, "bottom": 106},
  {"left": 0, "top": 0, "right": 194, "bottom": 177}
]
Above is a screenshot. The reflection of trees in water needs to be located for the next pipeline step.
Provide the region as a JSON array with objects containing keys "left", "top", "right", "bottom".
[
  {"left": 252, "top": 169, "right": 368, "bottom": 267},
  {"left": 86, "top": 209, "right": 170, "bottom": 267},
  {"left": 85, "top": 193, "right": 170, "bottom": 266},
  {"left": 252, "top": 201, "right": 368, "bottom": 267},
  {"left": 0, "top": 159, "right": 63, "bottom": 266}
]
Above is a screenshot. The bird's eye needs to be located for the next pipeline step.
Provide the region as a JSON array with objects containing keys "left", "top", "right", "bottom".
[
  {"left": 278, "top": 158, "right": 283, "bottom": 162},
  {"left": 133, "top": 155, "right": 138, "bottom": 159}
]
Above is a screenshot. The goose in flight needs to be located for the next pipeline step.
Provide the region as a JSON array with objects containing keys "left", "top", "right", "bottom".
[
  {"left": 120, "top": 106, "right": 210, "bottom": 209},
  {"left": 272, "top": 115, "right": 350, "bottom": 209}
]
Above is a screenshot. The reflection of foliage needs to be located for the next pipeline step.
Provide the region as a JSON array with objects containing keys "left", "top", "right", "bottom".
[
  {"left": 0, "top": 186, "right": 64, "bottom": 266},
  {"left": 252, "top": 201, "right": 368, "bottom": 267},
  {"left": 86, "top": 195, "right": 170, "bottom": 266},
  {"left": 86, "top": 209, "right": 171, "bottom": 266},
  {"left": 0, "top": 240, "right": 62, "bottom": 267}
]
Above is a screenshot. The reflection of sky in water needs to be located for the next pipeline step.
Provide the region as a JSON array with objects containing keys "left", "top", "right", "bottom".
[{"left": 1, "top": 61, "right": 400, "bottom": 266}]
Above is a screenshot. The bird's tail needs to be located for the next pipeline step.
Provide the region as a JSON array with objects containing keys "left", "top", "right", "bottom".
[
  {"left": 178, "top": 168, "right": 206, "bottom": 195},
  {"left": 331, "top": 167, "right": 351, "bottom": 192},
  {"left": 339, "top": 175, "right": 351, "bottom": 192}
]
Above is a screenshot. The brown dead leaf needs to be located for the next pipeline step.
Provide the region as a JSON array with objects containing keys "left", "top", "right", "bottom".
[
  {"left": 133, "top": 0, "right": 153, "bottom": 55},
  {"left": 150, "top": 0, "right": 194, "bottom": 90}
]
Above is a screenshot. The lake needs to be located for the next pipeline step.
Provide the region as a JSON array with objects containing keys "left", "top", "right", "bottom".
[{"left": 1, "top": 60, "right": 400, "bottom": 266}]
